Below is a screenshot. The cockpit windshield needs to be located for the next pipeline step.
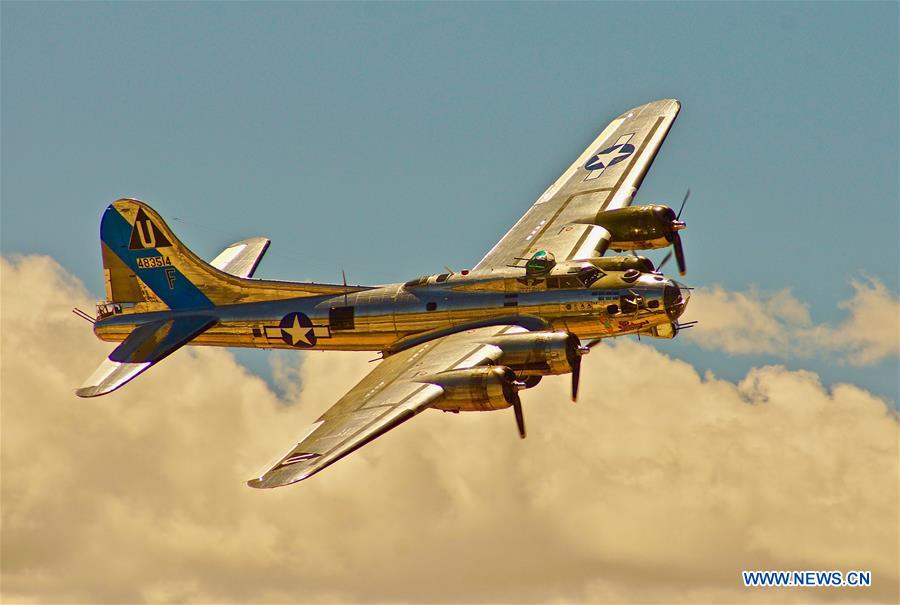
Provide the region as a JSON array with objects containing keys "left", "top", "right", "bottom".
[
  {"left": 403, "top": 276, "right": 429, "bottom": 288},
  {"left": 546, "top": 266, "right": 603, "bottom": 289}
]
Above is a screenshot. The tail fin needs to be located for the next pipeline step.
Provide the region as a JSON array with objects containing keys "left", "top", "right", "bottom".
[
  {"left": 99, "top": 198, "right": 362, "bottom": 313},
  {"left": 100, "top": 199, "right": 219, "bottom": 311}
]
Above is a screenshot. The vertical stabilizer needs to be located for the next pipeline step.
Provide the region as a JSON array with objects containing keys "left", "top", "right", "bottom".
[{"left": 100, "top": 199, "right": 217, "bottom": 311}]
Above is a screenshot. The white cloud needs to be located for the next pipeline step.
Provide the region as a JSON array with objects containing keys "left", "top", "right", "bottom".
[
  {"left": 681, "top": 279, "right": 899, "bottom": 365},
  {"left": 1, "top": 255, "right": 898, "bottom": 604}
]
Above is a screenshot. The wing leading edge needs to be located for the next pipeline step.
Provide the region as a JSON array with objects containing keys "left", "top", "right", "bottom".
[
  {"left": 248, "top": 324, "right": 529, "bottom": 488},
  {"left": 474, "top": 99, "right": 681, "bottom": 271}
]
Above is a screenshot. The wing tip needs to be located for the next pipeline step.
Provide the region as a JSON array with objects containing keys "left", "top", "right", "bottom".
[
  {"left": 75, "top": 386, "right": 104, "bottom": 398},
  {"left": 75, "top": 359, "right": 152, "bottom": 399},
  {"left": 246, "top": 456, "right": 322, "bottom": 489},
  {"left": 619, "top": 98, "right": 681, "bottom": 119},
  {"left": 246, "top": 470, "right": 313, "bottom": 489}
]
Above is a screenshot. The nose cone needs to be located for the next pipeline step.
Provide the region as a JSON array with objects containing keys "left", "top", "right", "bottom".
[{"left": 664, "top": 280, "right": 690, "bottom": 320}]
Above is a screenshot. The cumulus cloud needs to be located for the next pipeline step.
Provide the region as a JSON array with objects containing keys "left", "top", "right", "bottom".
[
  {"left": 1, "top": 255, "right": 898, "bottom": 604},
  {"left": 682, "top": 280, "right": 900, "bottom": 365}
]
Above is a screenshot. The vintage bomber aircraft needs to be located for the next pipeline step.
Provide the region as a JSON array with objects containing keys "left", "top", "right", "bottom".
[{"left": 77, "top": 98, "right": 691, "bottom": 488}]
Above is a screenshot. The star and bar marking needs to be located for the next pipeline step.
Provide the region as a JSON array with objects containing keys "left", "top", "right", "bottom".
[
  {"left": 262, "top": 312, "right": 331, "bottom": 348},
  {"left": 583, "top": 133, "right": 635, "bottom": 181}
]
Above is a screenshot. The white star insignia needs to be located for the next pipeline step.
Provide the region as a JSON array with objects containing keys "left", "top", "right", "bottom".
[{"left": 282, "top": 315, "right": 313, "bottom": 346}]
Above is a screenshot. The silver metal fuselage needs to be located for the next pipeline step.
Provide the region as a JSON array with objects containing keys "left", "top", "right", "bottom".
[{"left": 94, "top": 266, "right": 689, "bottom": 351}]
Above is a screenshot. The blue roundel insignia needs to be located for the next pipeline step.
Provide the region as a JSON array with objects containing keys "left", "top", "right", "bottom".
[
  {"left": 279, "top": 312, "right": 316, "bottom": 347},
  {"left": 584, "top": 143, "right": 636, "bottom": 171}
]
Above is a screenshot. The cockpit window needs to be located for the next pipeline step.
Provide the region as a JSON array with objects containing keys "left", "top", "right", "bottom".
[
  {"left": 547, "top": 276, "right": 582, "bottom": 289},
  {"left": 404, "top": 276, "right": 428, "bottom": 288},
  {"left": 435, "top": 273, "right": 450, "bottom": 283},
  {"left": 545, "top": 267, "right": 602, "bottom": 289}
]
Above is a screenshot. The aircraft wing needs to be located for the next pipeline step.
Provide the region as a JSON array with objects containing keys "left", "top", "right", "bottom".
[
  {"left": 248, "top": 324, "right": 529, "bottom": 488},
  {"left": 210, "top": 237, "right": 270, "bottom": 278},
  {"left": 474, "top": 99, "right": 681, "bottom": 271}
]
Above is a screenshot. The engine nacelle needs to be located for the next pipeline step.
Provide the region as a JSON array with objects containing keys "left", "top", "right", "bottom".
[
  {"left": 425, "top": 366, "right": 520, "bottom": 412},
  {"left": 591, "top": 255, "right": 655, "bottom": 274},
  {"left": 583, "top": 205, "right": 683, "bottom": 251},
  {"left": 485, "top": 331, "right": 581, "bottom": 377}
]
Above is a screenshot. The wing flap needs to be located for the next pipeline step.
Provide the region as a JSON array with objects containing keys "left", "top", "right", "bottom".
[
  {"left": 210, "top": 237, "right": 270, "bottom": 279},
  {"left": 76, "top": 315, "right": 215, "bottom": 397}
]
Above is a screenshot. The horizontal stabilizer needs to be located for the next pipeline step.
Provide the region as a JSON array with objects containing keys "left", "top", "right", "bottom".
[
  {"left": 210, "top": 237, "right": 270, "bottom": 279},
  {"left": 76, "top": 315, "right": 215, "bottom": 397}
]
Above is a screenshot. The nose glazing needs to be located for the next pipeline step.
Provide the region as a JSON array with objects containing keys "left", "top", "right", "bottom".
[{"left": 664, "top": 280, "right": 690, "bottom": 320}]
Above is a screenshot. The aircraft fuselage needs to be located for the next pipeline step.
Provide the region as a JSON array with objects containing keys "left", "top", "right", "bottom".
[{"left": 94, "top": 266, "right": 690, "bottom": 352}]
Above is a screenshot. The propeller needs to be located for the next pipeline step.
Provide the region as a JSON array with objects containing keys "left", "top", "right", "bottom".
[
  {"left": 663, "top": 188, "right": 690, "bottom": 275},
  {"left": 500, "top": 368, "right": 527, "bottom": 439},
  {"left": 656, "top": 249, "right": 673, "bottom": 272},
  {"left": 672, "top": 231, "right": 687, "bottom": 276},
  {"left": 676, "top": 188, "right": 690, "bottom": 220},
  {"left": 571, "top": 359, "right": 580, "bottom": 402},
  {"left": 512, "top": 397, "right": 526, "bottom": 439},
  {"left": 566, "top": 333, "right": 590, "bottom": 402}
]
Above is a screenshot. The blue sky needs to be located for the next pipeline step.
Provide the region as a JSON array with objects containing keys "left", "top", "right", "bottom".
[{"left": 3, "top": 2, "right": 897, "bottom": 401}]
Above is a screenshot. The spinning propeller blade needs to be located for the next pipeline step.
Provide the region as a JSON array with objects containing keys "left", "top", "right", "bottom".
[
  {"left": 663, "top": 188, "right": 690, "bottom": 275},
  {"left": 657, "top": 250, "right": 673, "bottom": 271},
  {"left": 566, "top": 333, "right": 590, "bottom": 402},
  {"left": 512, "top": 396, "right": 526, "bottom": 439},
  {"left": 571, "top": 356, "right": 581, "bottom": 402},
  {"left": 673, "top": 231, "right": 687, "bottom": 276},
  {"left": 676, "top": 188, "right": 691, "bottom": 220}
]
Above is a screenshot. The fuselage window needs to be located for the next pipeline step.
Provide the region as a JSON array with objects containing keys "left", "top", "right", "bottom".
[
  {"left": 647, "top": 300, "right": 659, "bottom": 309},
  {"left": 426, "top": 302, "right": 437, "bottom": 311},
  {"left": 620, "top": 295, "right": 638, "bottom": 314},
  {"left": 606, "top": 304, "right": 619, "bottom": 315}
]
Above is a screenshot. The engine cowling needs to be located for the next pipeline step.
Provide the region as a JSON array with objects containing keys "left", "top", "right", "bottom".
[
  {"left": 591, "top": 255, "right": 655, "bottom": 273},
  {"left": 425, "top": 366, "right": 521, "bottom": 412},
  {"left": 485, "top": 331, "right": 581, "bottom": 377},
  {"left": 586, "top": 205, "right": 684, "bottom": 251}
]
